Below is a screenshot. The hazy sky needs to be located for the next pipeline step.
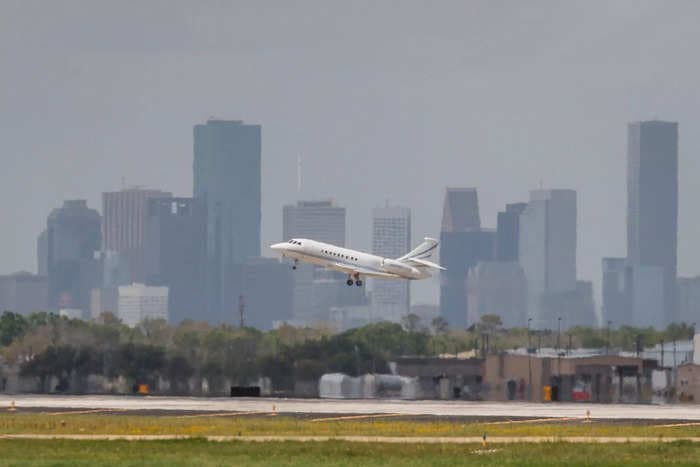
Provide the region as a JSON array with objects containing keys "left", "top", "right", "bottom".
[{"left": 2, "top": 1, "right": 700, "bottom": 307}]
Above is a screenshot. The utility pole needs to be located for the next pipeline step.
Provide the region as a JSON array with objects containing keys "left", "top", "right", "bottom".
[
  {"left": 238, "top": 295, "right": 245, "bottom": 328},
  {"left": 557, "top": 317, "right": 562, "bottom": 351},
  {"left": 527, "top": 317, "right": 532, "bottom": 401}
]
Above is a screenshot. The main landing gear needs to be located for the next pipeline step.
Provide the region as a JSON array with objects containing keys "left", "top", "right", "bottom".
[{"left": 346, "top": 274, "right": 362, "bottom": 287}]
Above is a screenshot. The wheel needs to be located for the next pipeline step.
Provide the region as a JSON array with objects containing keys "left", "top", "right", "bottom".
[
  {"left": 346, "top": 279, "right": 354, "bottom": 286},
  {"left": 292, "top": 265, "right": 297, "bottom": 270},
  {"left": 355, "top": 280, "right": 363, "bottom": 287}
]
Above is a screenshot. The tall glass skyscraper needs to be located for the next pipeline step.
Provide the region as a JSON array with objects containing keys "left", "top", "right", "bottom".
[
  {"left": 371, "top": 206, "right": 411, "bottom": 323},
  {"left": 627, "top": 121, "right": 678, "bottom": 325},
  {"left": 194, "top": 119, "right": 261, "bottom": 318},
  {"left": 519, "top": 189, "right": 578, "bottom": 328},
  {"left": 439, "top": 188, "right": 495, "bottom": 328}
]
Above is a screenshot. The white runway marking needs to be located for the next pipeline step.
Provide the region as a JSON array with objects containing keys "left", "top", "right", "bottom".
[{"left": 1, "top": 395, "right": 700, "bottom": 420}]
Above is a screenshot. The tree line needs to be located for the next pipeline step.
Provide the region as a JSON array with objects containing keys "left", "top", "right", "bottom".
[{"left": 0, "top": 311, "right": 694, "bottom": 394}]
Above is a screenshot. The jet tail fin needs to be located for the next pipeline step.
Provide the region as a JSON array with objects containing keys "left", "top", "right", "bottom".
[{"left": 397, "top": 237, "right": 439, "bottom": 262}]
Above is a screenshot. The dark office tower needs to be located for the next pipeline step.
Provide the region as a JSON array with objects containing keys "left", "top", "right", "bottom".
[
  {"left": 496, "top": 203, "right": 527, "bottom": 262},
  {"left": 144, "top": 198, "right": 207, "bottom": 324},
  {"left": 46, "top": 200, "right": 101, "bottom": 312},
  {"left": 37, "top": 229, "right": 48, "bottom": 276},
  {"left": 602, "top": 258, "right": 628, "bottom": 325},
  {"left": 439, "top": 188, "right": 494, "bottom": 327},
  {"left": 227, "top": 258, "right": 293, "bottom": 330},
  {"left": 102, "top": 188, "right": 172, "bottom": 283},
  {"left": 194, "top": 119, "right": 261, "bottom": 317},
  {"left": 441, "top": 188, "right": 480, "bottom": 232},
  {"left": 627, "top": 121, "right": 678, "bottom": 325}
]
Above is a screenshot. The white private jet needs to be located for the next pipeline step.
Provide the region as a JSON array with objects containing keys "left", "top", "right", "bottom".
[{"left": 270, "top": 237, "right": 445, "bottom": 286}]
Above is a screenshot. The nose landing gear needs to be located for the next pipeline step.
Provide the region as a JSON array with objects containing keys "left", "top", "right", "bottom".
[{"left": 292, "top": 259, "right": 298, "bottom": 270}]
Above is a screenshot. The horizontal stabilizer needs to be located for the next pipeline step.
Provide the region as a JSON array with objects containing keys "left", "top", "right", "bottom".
[{"left": 407, "top": 257, "right": 446, "bottom": 270}]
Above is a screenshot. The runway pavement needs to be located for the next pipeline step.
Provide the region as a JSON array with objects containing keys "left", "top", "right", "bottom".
[{"left": 2, "top": 395, "right": 700, "bottom": 420}]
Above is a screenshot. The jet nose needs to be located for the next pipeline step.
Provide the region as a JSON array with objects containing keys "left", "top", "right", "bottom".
[{"left": 270, "top": 242, "right": 285, "bottom": 251}]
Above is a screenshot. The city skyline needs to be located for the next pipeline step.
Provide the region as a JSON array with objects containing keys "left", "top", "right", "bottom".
[{"left": 4, "top": 2, "right": 700, "bottom": 311}]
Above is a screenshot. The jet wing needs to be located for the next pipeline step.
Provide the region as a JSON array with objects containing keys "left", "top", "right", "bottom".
[{"left": 329, "top": 263, "right": 402, "bottom": 279}]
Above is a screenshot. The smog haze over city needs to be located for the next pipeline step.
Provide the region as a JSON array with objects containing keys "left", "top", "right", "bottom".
[{"left": 2, "top": 0, "right": 700, "bottom": 310}]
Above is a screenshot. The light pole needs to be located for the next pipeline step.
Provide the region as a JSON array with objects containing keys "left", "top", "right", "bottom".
[
  {"left": 527, "top": 317, "right": 532, "bottom": 401},
  {"left": 606, "top": 320, "right": 612, "bottom": 355},
  {"left": 557, "top": 317, "right": 562, "bottom": 351}
]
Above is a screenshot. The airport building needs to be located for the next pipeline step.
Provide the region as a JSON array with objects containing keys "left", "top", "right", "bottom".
[
  {"left": 627, "top": 120, "right": 679, "bottom": 326},
  {"left": 194, "top": 119, "right": 262, "bottom": 317},
  {"left": 117, "top": 283, "right": 169, "bottom": 327},
  {"left": 371, "top": 206, "right": 411, "bottom": 323}
]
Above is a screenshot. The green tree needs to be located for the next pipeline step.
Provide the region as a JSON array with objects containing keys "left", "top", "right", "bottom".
[{"left": 0, "top": 312, "right": 28, "bottom": 346}]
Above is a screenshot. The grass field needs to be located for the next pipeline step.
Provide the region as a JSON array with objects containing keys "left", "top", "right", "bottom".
[
  {"left": 0, "top": 412, "right": 699, "bottom": 438},
  {"left": 1, "top": 439, "right": 700, "bottom": 467},
  {"left": 1, "top": 412, "right": 700, "bottom": 466}
]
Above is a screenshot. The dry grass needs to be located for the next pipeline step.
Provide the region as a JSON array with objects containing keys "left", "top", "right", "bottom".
[{"left": 1, "top": 412, "right": 700, "bottom": 439}]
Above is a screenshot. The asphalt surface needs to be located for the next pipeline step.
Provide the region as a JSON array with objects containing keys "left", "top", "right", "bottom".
[{"left": 1, "top": 395, "right": 700, "bottom": 421}]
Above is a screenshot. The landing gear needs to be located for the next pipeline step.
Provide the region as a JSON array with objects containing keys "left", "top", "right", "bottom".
[
  {"left": 347, "top": 273, "right": 362, "bottom": 287},
  {"left": 292, "top": 259, "right": 298, "bottom": 270}
]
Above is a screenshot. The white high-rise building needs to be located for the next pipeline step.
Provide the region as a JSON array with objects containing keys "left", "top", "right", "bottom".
[
  {"left": 519, "top": 189, "right": 577, "bottom": 328},
  {"left": 371, "top": 206, "right": 411, "bottom": 323},
  {"left": 117, "top": 283, "right": 169, "bottom": 327},
  {"left": 282, "top": 200, "right": 363, "bottom": 325}
]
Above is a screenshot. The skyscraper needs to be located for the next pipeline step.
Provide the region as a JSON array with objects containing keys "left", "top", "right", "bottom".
[
  {"left": 371, "top": 206, "right": 411, "bottom": 323},
  {"left": 0, "top": 272, "right": 48, "bottom": 315},
  {"left": 496, "top": 202, "right": 527, "bottom": 262},
  {"left": 144, "top": 197, "right": 207, "bottom": 324},
  {"left": 283, "top": 200, "right": 346, "bottom": 246},
  {"left": 466, "top": 261, "right": 526, "bottom": 328},
  {"left": 45, "top": 200, "right": 101, "bottom": 312},
  {"left": 282, "top": 200, "right": 359, "bottom": 324},
  {"left": 627, "top": 120, "right": 678, "bottom": 325},
  {"left": 601, "top": 257, "right": 628, "bottom": 325},
  {"left": 519, "top": 189, "right": 578, "bottom": 328},
  {"left": 102, "top": 188, "right": 172, "bottom": 282},
  {"left": 194, "top": 119, "right": 261, "bottom": 316},
  {"left": 439, "top": 188, "right": 494, "bottom": 327}
]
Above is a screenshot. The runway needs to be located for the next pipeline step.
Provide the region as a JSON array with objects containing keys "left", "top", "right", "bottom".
[{"left": 2, "top": 395, "right": 700, "bottom": 420}]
